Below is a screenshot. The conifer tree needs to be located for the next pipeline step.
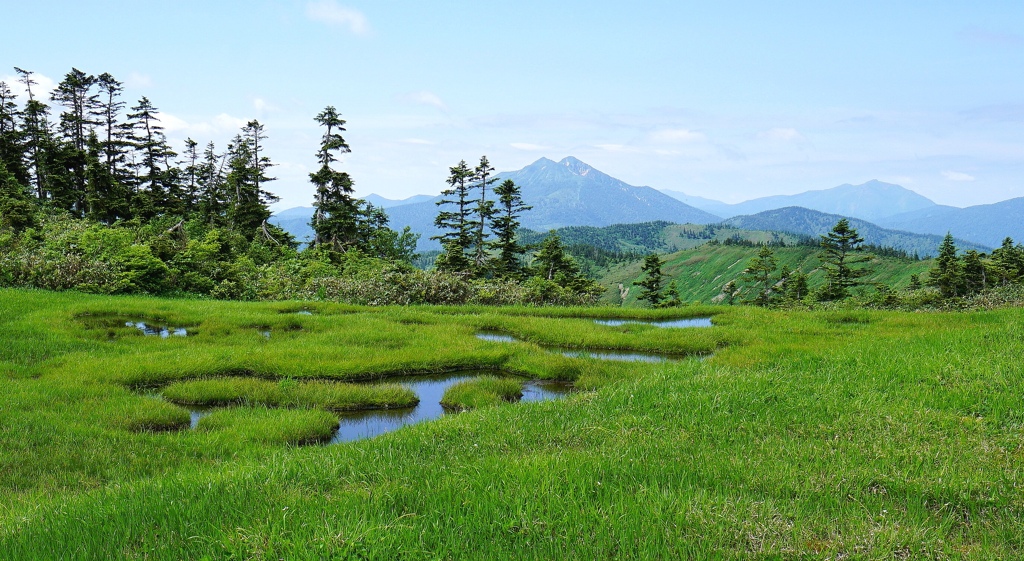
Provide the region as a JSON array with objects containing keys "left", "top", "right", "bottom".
[
  {"left": 128, "top": 97, "right": 176, "bottom": 217},
  {"left": 470, "top": 155, "right": 498, "bottom": 269},
  {"left": 489, "top": 178, "right": 531, "bottom": 278},
  {"left": 636, "top": 253, "right": 665, "bottom": 307},
  {"left": 0, "top": 81, "right": 28, "bottom": 186},
  {"left": 928, "top": 233, "right": 962, "bottom": 298},
  {"left": 180, "top": 138, "right": 201, "bottom": 214},
  {"left": 786, "top": 269, "right": 809, "bottom": 301},
  {"left": 818, "top": 218, "right": 871, "bottom": 300},
  {"left": 197, "top": 141, "right": 228, "bottom": 226},
  {"left": 308, "top": 106, "right": 362, "bottom": 250},
  {"left": 225, "top": 133, "right": 278, "bottom": 236},
  {"left": 433, "top": 160, "right": 474, "bottom": 273},
  {"left": 961, "top": 249, "right": 987, "bottom": 295},
  {"left": 742, "top": 245, "right": 778, "bottom": 306},
  {"left": 907, "top": 273, "right": 922, "bottom": 291},
  {"left": 662, "top": 280, "right": 683, "bottom": 307},
  {"left": 15, "top": 67, "right": 51, "bottom": 199},
  {"left": 990, "top": 237, "right": 1023, "bottom": 285}
]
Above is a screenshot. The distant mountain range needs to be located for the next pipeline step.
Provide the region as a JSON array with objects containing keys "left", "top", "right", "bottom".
[
  {"left": 663, "top": 180, "right": 936, "bottom": 222},
  {"left": 270, "top": 156, "right": 1022, "bottom": 253},
  {"left": 724, "top": 207, "right": 989, "bottom": 257},
  {"left": 272, "top": 157, "right": 718, "bottom": 250}
]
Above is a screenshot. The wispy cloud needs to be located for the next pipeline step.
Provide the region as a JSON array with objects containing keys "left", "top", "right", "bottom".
[
  {"left": 1, "top": 72, "right": 57, "bottom": 100},
  {"left": 125, "top": 72, "right": 153, "bottom": 89},
  {"left": 155, "top": 112, "right": 248, "bottom": 135},
  {"left": 510, "top": 142, "right": 550, "bottom": 151},
  {"left": 942, "top": 170, "right": 975, "bottom": 182},
  {"left": 649, "top": 128, "right": 705, "bottom": 143},
  {"left": 758, "top": 127, "right": 803, "bottom": 141},
  {"left": 399, "top": 90, "right": 446, "bottom": 110},
  {"left": 305, "top": 1, "right": 370, "bottom": 35}
]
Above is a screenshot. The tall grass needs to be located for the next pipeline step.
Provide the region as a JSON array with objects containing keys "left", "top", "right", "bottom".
[{"left": 3, "top": 288, "right": 1024, "bottom": 558}]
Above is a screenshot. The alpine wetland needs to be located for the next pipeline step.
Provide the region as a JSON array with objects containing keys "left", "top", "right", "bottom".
[{"left": 4, "top": 2, "right": 1024, "bottom": 559}]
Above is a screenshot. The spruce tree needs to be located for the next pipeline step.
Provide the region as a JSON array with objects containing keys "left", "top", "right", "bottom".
[
  {"left": 742, "top": 245, "right": 778, "bottom": 306},
  {"left": 470, "top": 155, "right": 498, "bottom": 269},
  {"left": 991, "top": 237, "right": 1022, "bottom": 285},
  {"left": 225, "top": 133, "right": 278, "bottom": 236},
  {"left": 961, "top": 249, "right": 987, "bottom": 295},
  {"left": 127, "top": 97, "right": 176, "bottom": 217},
  {"left": 787, "top": 269, "right": 809, "bottom": 301},
  {"left": 0, "top": 81, "right": 29, "bottom": 186},
  {"left": 489, "top": 178, "right": 531, "bottom": 278},
  {"left": 308, "top": 106, "right": 361, "bottom": 250},
  {"left": 51, "top": 68, "right": 99, "bottom": 216},
  {"left": 818, "top": 218, "right": 871, "bottom": 300},
  {"left": 432, "top": 160, "right": 474, "bottom": 273},
  {"left": 636, "top": 253, "right": 665, "bottom": 307},
  {"left": 928, "top": 233, "right": 963, "bottom": 298},
  {"left": 662, "top": 280, "right": 683, "bottom": 307},
  {"left": 197, "top": 141, "right": 228, "bottom": 226},
  {"left": 15, "top": 67, "right": 51, "bottom": 199}
]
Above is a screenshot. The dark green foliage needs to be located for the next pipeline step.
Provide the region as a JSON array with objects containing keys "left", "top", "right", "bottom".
[
  {"left": 636, "top": 253, "right": 665, "bottom": 307},
  {"left": 786, "top": 269, "right": 809, "bottom": 301},
  {"left": 662, "top": 280, "right": 682, "bottom": 307},
  {"left": 817, "top": 218, "right": 872, "bottom": 300},
  {"left": 433, "top": 160, "right": 474, "bottom": 273},
  {"left": 470, "top": 156, "right": 498, "bottom": 269},
  {"left": 489, "top": 179, "right": 531, "bottom": 278},
  {"left": 742, "top": 245, "right": 778, "bottom": 306},
  {"left": 928, "top": 233, "right": 963, "bottom": 298},
  {"left": 908, "top": 273, "right": 922, "bottom": 291}
]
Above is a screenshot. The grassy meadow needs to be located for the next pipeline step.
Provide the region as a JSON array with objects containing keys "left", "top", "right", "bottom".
[{"left": 2, "top": 287, "right": 1023, "bottom": 558}]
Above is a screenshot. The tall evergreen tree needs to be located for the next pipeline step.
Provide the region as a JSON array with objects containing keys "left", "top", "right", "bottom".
[
  {"left": 818, "top": 218, "right": 871, "bottom": 300},
  {"left": 180, "top": 138, "right": 201, "bottom": 214},
  {"left": 636, "top": 253, "right": 666, "bottom": 307},
  {"left": 51, "top": 68, "right": 99, "bottom": 216},
  {"left": 928, "top": 233, "right": 963, "bottom": 298},
  {"left": 470, "top": 155, "right": 498, "bottom": 269},
  {"left": 93, "top": 73, "right": 134, "bottom": 204},
  {"left": 127, "top": 96, "right": 176, "bottom": 217},
  {"left": 961, "top": 249, "right": 987, "bottom": 295},
  {"left": 0, "top": 81, "right": 29, "bottom": 185},
  {"left": 489, "top": 179, "right": 531, "bottom": 278},
  {"left": 308, "top": 106, "right": 363, "bottom": 250},
  {"left": 225, "top": 133, "right": 278, "bottom": 236},
  {"left": 84, "top": 130, "right": 129, "bottom": 222},
  {"left": 742, "top": 245, "right": 778, "bottom": 306},
  {"left": 197, "top": 141, "right": 229, "bottom": 226},
  {"left": 15, "top": 67, "right": 52, "bottom": 199},
  {"left": 432, "top": 160, "right": 474, "bottom": 273},
  {"left": 990, "top": 237, "right": 1023, "bottom": 285}
]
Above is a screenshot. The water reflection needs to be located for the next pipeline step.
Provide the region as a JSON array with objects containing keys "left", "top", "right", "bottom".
[
  {"left": 329, "top": 373, "right": 570, "bottom": 444},
  {"left": 126, "top": 321, "right": 188, "bottom": 338},
  {"left": 476, "top": 332, "right": 682, "bottom": 362},
  {"left": 594, "top": 317, "right": 712, "bottom": 328}
]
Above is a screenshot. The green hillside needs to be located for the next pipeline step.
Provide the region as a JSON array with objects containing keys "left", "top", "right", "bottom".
[{"left": 599, "top": 244, "right": 934, "bottom": 305}]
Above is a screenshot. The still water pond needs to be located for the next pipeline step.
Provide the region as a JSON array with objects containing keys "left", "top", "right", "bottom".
[
  {"left": 329, "top": 373, "right": 570, "bottom": 443},
  {"left": 476, "top": 332, "right": 682, "bottom": 363},
  {"left": 183, "top": 372, "right": 570, "bottom": 442},
  {"left": 127, "top": 321, "right": 188, "bottom": 338},
  {"left": 594, "top": 317, "right": 713, "bottom": 328}
]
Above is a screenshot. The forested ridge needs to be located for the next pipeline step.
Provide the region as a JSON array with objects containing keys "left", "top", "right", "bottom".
[{"left": 0, "top": 67, "right": 600, "bottom": 305}]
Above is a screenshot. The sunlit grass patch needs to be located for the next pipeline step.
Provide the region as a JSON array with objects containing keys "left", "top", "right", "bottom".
[
  {"left": 162, "top": 377, "right": 417, "bottom": 411},
  {"left": 107, "top": 397, "right": 191, "bottom": 432},
  {"left": 440, "top": 375, "right": 523, "bottom": 411},
  {"left": 195, "top": 407, "right": 339, "bottom": 445}
]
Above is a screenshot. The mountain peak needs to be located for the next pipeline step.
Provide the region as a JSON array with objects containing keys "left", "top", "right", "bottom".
[{"left": 559, "top": 156, "right": 594, "bottom": 176}]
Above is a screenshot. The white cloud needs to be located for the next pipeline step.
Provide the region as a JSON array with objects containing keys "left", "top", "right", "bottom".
[
  {"left": 595, "top": 143, "right": 641, "bottom": 153},
  {"left": 253, "top": 97, "right": 278, "bottom": 112},
  {"left": 942, "top": 170, "right": 976, "bottom": 182},
  {"left": 649, "top": 128, "right": 705, "bottom": 143},
  {"left": 400, "top": 90, "right": 446, "bottom": 110},
  {"left": 154, "top": 112, "right": 248, "bottom": 135},
  {"left": 1, "top": 72, "right": 57, "bottom": 101},
  {"left": 125, "top": 72, "right": 153, "bottom": 89},
  {"left": 510, "top": 142, "right": 550, "bottom": 151},
  {"left": 305, "top": 1, "right": 370, "bottom": 35},
  {"left": 758, "top": 127, "right": 803, "bottom": 141}
]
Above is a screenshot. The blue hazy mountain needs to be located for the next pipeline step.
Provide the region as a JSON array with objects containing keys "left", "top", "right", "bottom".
[
  {"left": 876, "top": 197, "right": 1024, "bottom": 248},
  {"left": 723, "top": 207, "right": 990, "bottom": 257},
  {"left": 382, "top": 156, "right": 721, "bottom": 250},
  {"left": 663, "top": 180, "right": 938, "bottom": 222},
  {"left": 363, "top": 193, "right": 435, "bottom": 208}
]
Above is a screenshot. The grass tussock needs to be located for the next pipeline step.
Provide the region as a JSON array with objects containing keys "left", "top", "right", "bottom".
[
  {"left": 195, "top": 407, "right": 339, "bottom": 445},
  {"left": 440, "top": 375, "right": 523, "bottom": 411},
  {"left": 6, "top": 288, "right": 1024, "bottom": 557},
  {"left": 162, "top": 377, "right": 417, "bottom": 411}
]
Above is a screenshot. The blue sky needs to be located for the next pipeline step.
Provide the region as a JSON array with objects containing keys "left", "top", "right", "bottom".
[{"left": 5, "top": 0, "right": 1024, "bottom": 210}]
